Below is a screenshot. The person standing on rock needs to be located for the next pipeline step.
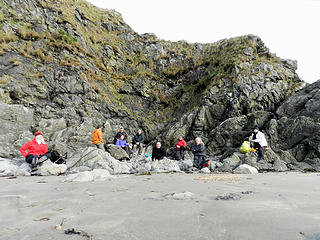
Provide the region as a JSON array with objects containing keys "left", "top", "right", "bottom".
[
  {"left": 132, "top": 129, "right": 144, "bottom": 155},
  {"left": 152, "top": 142, "right": 166, "bottom": 161},
  {"left": 249, "top": 126, "right": 268, "bottom": 162},
  {"left": 113, "top": 127, "right": 128, "bottom": 144},
  {"left": 92, "top": 125, "right": 105, "bottom": 151},
  {"left": 170, "top": 135, "right": 187, "bottom": 160},
  {"left": 115, "top": 135, "right": 131, "bottom": 156},
  {"left": 19, "top": 131, "right": 51, "bottom": 168},
  {"left": 192, "top": 137, "right": 209, "bottom": 169}
]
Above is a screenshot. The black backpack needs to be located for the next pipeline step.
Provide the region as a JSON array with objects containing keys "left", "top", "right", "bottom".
[{"left": 50, "top": 150, "right": 66, "bottom": 164}]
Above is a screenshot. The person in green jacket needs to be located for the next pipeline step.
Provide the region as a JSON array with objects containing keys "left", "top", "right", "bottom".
[{"left": 132, "top": 129, "right": 144, "bottom": 155}]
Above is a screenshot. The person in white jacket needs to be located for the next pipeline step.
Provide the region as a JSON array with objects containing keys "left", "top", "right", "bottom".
[{"left": 249, "top": 126, "right": 268, "bottom": 161}]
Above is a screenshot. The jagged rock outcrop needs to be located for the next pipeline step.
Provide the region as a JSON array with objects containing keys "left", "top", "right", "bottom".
[
  {"left": 268, "top": 80, "right": 320, "bottom": 171},
  {"left": 0, "top": 0, "right": 318, "bottom": 173}
]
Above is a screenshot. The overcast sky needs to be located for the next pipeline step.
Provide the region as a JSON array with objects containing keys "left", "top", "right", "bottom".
[{"left": 87, "top": 0, "right": 319, "bottom": 83}]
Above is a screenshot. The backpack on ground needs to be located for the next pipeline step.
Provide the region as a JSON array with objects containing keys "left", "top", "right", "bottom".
[
  {"left": 240, "top": 141, "right": 251, "bottom": 154},
  {"left": 50, "top": 150, "right": 66, "bottom": 164}
]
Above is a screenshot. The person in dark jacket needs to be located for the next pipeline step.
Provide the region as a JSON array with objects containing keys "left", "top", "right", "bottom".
[
  {"left": 192, "top": 137, "right": 209, "bottom": 169},
  {"left": 19, "top": 131, "right": 51, "bottom": 168},
  {"left": 132, "top": 129, "right": 144, "bottom": 155},
  {"left": 113, "top": 127, "right": 128, "bottom": 144},
  {"left": 170, "top": 135, "right": 187, "bottom": 160},
  {"left": 152, "top": 142, "right": 166, "bottom": 161}
]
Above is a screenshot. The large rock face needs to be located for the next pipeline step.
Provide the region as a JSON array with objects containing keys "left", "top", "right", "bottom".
[
  {"left": 0, "top": 0, "right": 318, "bottom": 172},
  {"left": 0, "top": 103, "right": 34, "bottom": 158},
  {"left": 270, "top": 80, "right": 320, "bottom": 170}
]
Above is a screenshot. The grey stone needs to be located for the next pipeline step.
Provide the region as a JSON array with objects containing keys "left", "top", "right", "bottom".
[
  {"left": 63, "top": 169, "right": 113, "bottom": 182},
  {"left": 178, "top": 159, "right": 193, "bottom": 171},
  {"left": 106, "top": 144, "right": 130, "bottom": 160},
  {"left": 67, "top": 147, "right": 132, "bottom": 175},
  {"left": 163, "top": 192, "right": 194, "bottom": 200},
  {"left": 200, "top": 167, "right": 210, "bottom": 173},
  {"left": 272, "top": 159, "right": 288, "bottom": 172},
  {"left": 218, "top": 153, "right": 241, "bottom": 172},
  {"left": 149, "top": 158, "right": 181, "bottom": 173},
  {"left": 233, "top": 164, "right": 258, "bottom": 174},
  {"left": 215, "top": 193, "right": 242, "bottom": 200},
  {"left": 35, "top": 160, "right": 67, "bottom": 176},
  {"left": 15, "top": 162, "right": 31, "bottom": 176},
  {"left": 0, "top": 158, "right": 18, "bottom": 176}
]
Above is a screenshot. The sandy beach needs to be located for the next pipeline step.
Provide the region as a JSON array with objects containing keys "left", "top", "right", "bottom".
[{"left": 1, "top": 172, "right": 320, "bottom": 240}]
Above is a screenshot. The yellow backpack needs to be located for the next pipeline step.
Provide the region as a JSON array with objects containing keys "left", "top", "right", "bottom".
[{"left": 240, "top": 141, "right": 251, "bottom": 154}]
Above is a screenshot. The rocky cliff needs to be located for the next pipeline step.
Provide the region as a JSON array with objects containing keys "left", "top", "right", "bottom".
[{"left": 0, "top": 0, "right": 318, "bottom": 171}]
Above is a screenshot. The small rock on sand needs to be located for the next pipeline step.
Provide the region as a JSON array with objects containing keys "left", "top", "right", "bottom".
[
  {"left": 215, "top": 193, "right": 242, "bottom": 200},
  {"left": 163, "top": 191, "right": 195, "bottom": 200}
]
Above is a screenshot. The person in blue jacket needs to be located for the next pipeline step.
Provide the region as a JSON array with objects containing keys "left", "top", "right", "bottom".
[{"left": 115, "top": 135, "right": 131, "bottom": 156}]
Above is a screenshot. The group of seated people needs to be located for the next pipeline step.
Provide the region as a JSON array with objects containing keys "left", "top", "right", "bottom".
[
  {"left": 92, "top": 125, "right": 209, "bottom": 169},
  {"left": 19, "top": 124, "right": 264, "bottom": 172},
  {"left": 151, "top": 136, "right": 209, "bottom": 169},
  {"left": 18, "top": 126, "right": 209, "bottom": 170},
  {"left": 92, "top": 126, "right": 144, "bottom": 157}
]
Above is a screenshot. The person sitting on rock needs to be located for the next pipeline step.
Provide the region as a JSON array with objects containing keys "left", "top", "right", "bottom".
[
  {"left": 115, "top": 135, "right": 131, "bottom": 156},
  {"left": 92, "top": 125, "right": 105, "bottom": 151},
  {"left": 132, "top": 129, "right": 145, "bottom": 155},
  {"left": 192, "top": 137, "right": 209, "bottom": 169},
  {"left": 113, "top": 127, "right": 128, "bottom": 144},
  {"left": 249, "top": 125, "right": 268, "bottom": 162},
  {"left": 19, "top": 131, "right": 51, "bottom": 169},
  {"left": 152, "top": 141, "right": 166, "bottom": 161},
  {"left": 170, "top": 135, "right": 187, "bottom": 160}
]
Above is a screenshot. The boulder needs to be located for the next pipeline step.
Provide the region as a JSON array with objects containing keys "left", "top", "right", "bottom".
[
  {"left": 217, "top": 153, "right": 241, "bottom": 172},
  {"left": 15, "top": 163, "right": 32, "bottom": 176},
  {"left": 106, "top": 144, "right": 130, "bottom": 160},
  {"left": 233, "top": 164, "right": 258, "bottom": 174},
  {"left": 137, "top": 158, "right": 181, "bottom": 173},
  {"left": 272, "top": 159, "right": 288, "bottom": 172},
  {"left": 67, "top": 147, "right": 131, "bottom": 174},
  {"left": 264, "top": 149, "right": 281, "bottom": 163},
  {"left": 35, "top": 160, "right": 67, "bottom": 176},
  {"left": 62, "top": 169, "right": 113, "bottom": 182},
  {"left": 178, "top": 159, "right": 193, "bottom": 171},
  {"left": 0, "top": 158, "right": 18, "bottom": 176},
  {"left": 200, "top": 167, "right": 211, "bottom": 173}
]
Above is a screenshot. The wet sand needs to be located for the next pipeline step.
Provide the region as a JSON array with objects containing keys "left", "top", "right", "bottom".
[{"left": 1, "top": 172, "right": 320, "bottom": 240}]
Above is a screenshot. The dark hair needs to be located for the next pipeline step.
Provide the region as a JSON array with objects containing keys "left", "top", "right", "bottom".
[
  {"left": 97, "top": 125, "right": 103, "bottom": 129},
  {"left": 254, "top": 125, "right": 259, "bottom": 130}
]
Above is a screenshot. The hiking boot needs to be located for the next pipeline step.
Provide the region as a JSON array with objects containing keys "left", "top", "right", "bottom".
[{"left": 31, "top": 157, "right": 38, "bottom": 166}]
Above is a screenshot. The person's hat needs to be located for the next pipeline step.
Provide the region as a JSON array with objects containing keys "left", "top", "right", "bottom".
[
  {"left": 34, "top": 131, "right": 43, "bottom": 136},
  {"left": 120, "top": 126, "right": 124, "bottom": 129},
  {"left": 253, "top": 125, "right": 259, "bottom": 130}
]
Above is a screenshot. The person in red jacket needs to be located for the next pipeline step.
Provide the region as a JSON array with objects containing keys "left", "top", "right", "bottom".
[
  {"left": 170, "top": 135, "right": 187, "bottom": 160},
  {"left": 20, "top": 131, "right": 50, "bottom": 168}
]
